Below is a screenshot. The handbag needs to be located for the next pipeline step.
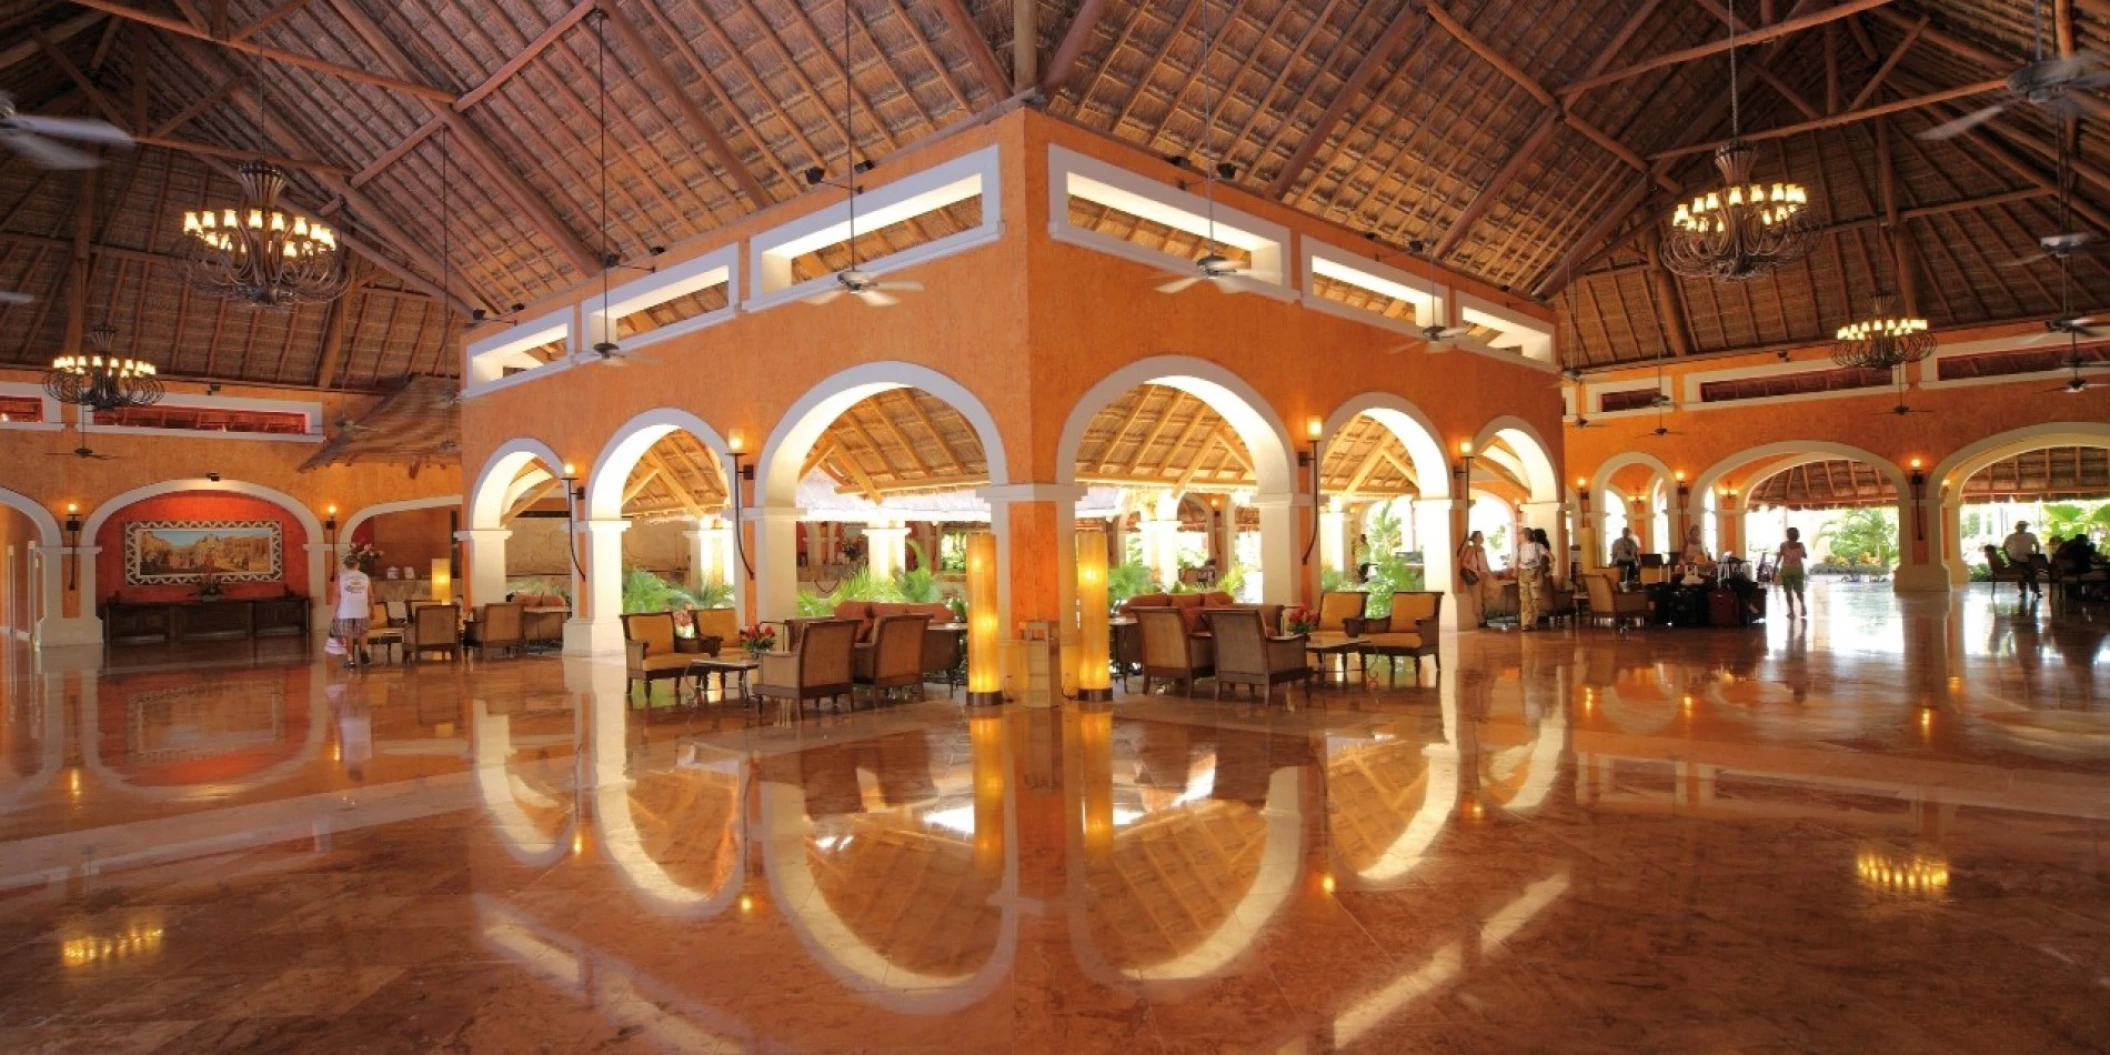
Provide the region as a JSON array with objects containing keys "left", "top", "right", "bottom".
[{"left": 1460, "top": 566, "right": 1481, "bottom": 586}]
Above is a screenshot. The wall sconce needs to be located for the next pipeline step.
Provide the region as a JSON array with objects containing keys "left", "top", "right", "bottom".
[
  {"left": 559, "top": 463, "right": 584, "bottom": 582},
  {"left": 725, "top": 431, "right": 756, "bottom": 580},
  {"left": 964, "top": 531, "right": 1002, "bottom": 706},
  {"left": 63, "top": 502, "right": 82, "bottom": 591},
  {"left": 1299, "top": 418, "right": 1322, "bottom": 566},
  {"left": 324, "top": 504, "right": 339, "bottom": 583},
  {"left": 1909, "top": 457, "right": 1927, "bottom": 541},
  {"left": 1574, "top": 478, "right": 1590, "bottom": 514},
  {"left": 1673, "top": 469, "right": 1689, "bottom": 500},
  {"left": 1074, "top": 529, "right": 1113, "bottom": 702},
  {"left": 1453, "top": 438, "right": 1475, "bottom": 485}
]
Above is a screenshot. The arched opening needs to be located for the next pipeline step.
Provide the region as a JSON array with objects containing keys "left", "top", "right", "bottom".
[
  {"left": 466, "top": 439, "right": 572, "bottom": 624},
  {"left": 576, "top": 410, "right": 737, "bottom": 655},
  {"left": 1933, "top": 425, "right": 2110, "bottom": 588},
  {"left": 1314, "top": 396, "right": 1454, "bottom": 624},
  {"left": 0, "top": 487, "right": 60, "bottom": 644},
  {"left": 1590, "top": 453, "right": 1672, "bottom": 562},
  {"left": 341, "top": 496, "right": 463, "bottom": 611},
  {"left": 757, "top": 364, "right": 1007, "bottom": 624},
  {"left": 1697, "top": 444, "right": 1909, "bottom": 610},
  {"left": 1059, "top": 359, "right": 1294, "bottom": 612}
]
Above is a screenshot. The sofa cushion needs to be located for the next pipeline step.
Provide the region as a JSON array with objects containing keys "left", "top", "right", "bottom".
[
  {"left": 1169, "top": 593, "right": 1205, "bottom": 610},
  {"left": 1363, "top": 631, "right": 1424, "bottom": 650},
  {"left": 834, "top": 600, "right": 877, "bottom": 641},
  {"left": 1202, "top": 591, "right": 1236, "bottom": 607},
  {"left": 624, "top": 612, "right": 676, "bottom": 656},
  {"left": 1392, "top": 592, "right": 1440, "bottom": 623},
  {"left": 636, "top": 652, "right": 692, "bottom": 674},
  {"left": 1122, "top": 593, "right": 1171, "bottom": 613}
]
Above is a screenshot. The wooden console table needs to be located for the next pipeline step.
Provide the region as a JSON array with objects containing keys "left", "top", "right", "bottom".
[{"left": 103, "top": 597, "right": 312, "bottom": 644}]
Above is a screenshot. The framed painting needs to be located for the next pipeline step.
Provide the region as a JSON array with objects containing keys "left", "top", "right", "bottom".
[{"left": 125, "top": 520, "right": 284, "bottom": 585}]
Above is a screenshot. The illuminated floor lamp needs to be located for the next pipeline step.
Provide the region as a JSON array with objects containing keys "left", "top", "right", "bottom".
[
  {"left": 1074, "top": 529, "right": 1113, "bottom": 702},
  {"left": 965, "top": 531, "right": 1003, "bottom": 706}
]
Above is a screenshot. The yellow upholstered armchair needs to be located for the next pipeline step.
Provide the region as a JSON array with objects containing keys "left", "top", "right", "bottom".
[
  {"left": 1581, "top": 573, "right": 1650, "bottom": 632},
  {"left": 1307, "top": 591, "right": 1368, "bottom": 647},
  {"left": 1355, "top": 591, "right": 1443, "bottom": 680},
  {"left": 855, "top": 613, "right": 931, "bottom": 705},
  {"left": 624, "top": 612, "right": 693, "bottom": 700},
  {"left": 756, "top": 618, "right": 860, "bottom": 716},
  {"left": 1206, "top": 608, "right": 1309, "bottom": 703},
  {"left": 466, "top": 602, "right": 525, "bottom": 660},
  {"left": 1135, "top": 608, "right": 1213, "bottom": 695}
]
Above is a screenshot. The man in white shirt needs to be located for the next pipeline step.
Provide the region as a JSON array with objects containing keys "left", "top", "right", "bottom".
[
  {"left": 332, "top": 555, "right": 374, "bottom": 668},
  {"left": 1609, "top": 528, "right": 1641, "bottom": 585},
  {"left": 2003, "top": 522, "right": 2043, "bottom": 599}
]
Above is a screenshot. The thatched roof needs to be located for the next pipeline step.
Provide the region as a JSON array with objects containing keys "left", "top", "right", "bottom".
[{"left": 6, "top": 1, "right": 2110, "bottom": 387}]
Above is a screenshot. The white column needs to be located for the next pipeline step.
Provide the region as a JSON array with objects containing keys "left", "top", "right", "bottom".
[
  {"left": 1416, "top": 498, "right": 1460, "bottom": 631},
  {"left": 754, "top": 506, "right": 805, "bottom": 622},
  {"left": 564, "top": 519, "right": 629, "bottom": 656},
  {"left": 302, "top": 542, "right": 333, "bottom": 630},
  {"left": 1140, "top": 491, "right": 1181, "bottom": 588},
  {"left": 1319, "top": 498, "right": 1349, "bottom": 575},
  {"left": 1249, "top": 492, "right": 1301, "bottom": 605},
  {"left": 1893, "top": 486, "right": 1949, "bottom": 593},
  {"left": 33, "top": 542, "right": 101, "bottom": 647},
  {"left": 866, "top": 522, "right": 909, "bottom": 579},
  {"left": 458, "top": 527, "right": 512, "bottom": 610}
]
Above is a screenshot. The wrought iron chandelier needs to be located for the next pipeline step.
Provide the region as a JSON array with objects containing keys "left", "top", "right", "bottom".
[
  {"left": 181, "top": 159, "right": 346, "bottom": 308},
  {"left": 45, "top": 322, "right": 162, "bottom": 412},
  {"left": 1832, "top": 292, "right": 1932, "bottom": 370},
  {"left": 1663, "top": 2, "right": 1815, "bottom": 281}
]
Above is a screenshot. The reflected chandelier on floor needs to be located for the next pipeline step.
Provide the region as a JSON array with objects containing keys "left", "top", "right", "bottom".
[{"left": 45, "top": 322, "right": 161, "bottom": 411}]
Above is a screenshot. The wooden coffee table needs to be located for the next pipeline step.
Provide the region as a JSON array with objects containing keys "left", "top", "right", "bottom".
[
  {"left": 1305, "top": 638, "right": 1369, "bottom": 684},
  {"left": 690, "top": 656, "right": 761, "bottom": 704}
]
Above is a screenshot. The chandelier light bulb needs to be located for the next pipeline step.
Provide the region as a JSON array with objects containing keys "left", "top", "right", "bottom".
[{"left": 179, "top": 160, "right": 348, "bottom": 309}]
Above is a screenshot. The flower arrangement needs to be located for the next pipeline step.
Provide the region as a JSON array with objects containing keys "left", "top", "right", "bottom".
[
  {"left": 737, "top": 624, "right": 777, "bottom": 657},
  {"left": 196, "top": 571, "right": 223, "bottom": 600},
  {"left": 1282, "top": 605, "right": 1320, "bottom": 635},
  {"left": 343, "top": 541, "right": 383, "bottom": 572}
]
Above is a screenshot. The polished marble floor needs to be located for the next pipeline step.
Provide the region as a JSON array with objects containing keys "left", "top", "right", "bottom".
[{"left": 1, "top": 583, "right": 2107, "bottom": 1053}]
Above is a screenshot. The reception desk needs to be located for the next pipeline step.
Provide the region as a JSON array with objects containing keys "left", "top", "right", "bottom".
[{"left": 103, "top": 597, "right": 312, "bottom": 644}]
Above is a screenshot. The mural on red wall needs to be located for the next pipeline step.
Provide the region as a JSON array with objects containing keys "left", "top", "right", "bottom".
[{"left": 96, "top": 492, "right": 310, "bottom": 604}]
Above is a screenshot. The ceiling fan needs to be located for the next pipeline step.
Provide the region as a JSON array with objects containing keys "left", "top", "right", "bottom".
[
  {"left": 49, "top": 423, "right": 115, "bottom": 460},
  {"left": 1921, "top": 53, "right": 2110, "bottom": 140},
  {"left": 1156, "top": 3, "right": 1280, "bottom": 298},
  {"left": 803, "top": 3, "right": 922, "bottom": 309},
  {"left": 0, "top": 92, "right": 131, "bottom": 170},
  {"left": 807, "top": 266, "right": 922, "bottom": 307},
  {"left": 0, "top": 290, "right": 31, "bottom": 305},
  {"left": 1997, "top": 231, "right": 2108, "bottom": 269}
]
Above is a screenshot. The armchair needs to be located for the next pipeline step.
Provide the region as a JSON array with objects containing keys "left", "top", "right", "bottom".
[
  {"left": 406, "top": 603, "right": 460, "bottom": 663},
  {"left": 855, "top": 613, "right": 931, "bottom": 705},
  {"left": 1205, "top": 608, "right": 1309, "bottom": 703},
  {"left": 1353, "top": 592, "right": 1443, "bottom": 681},
  {"left": 755, "top": 618, "right": 860, "bottom": 716},
  {"left": 466, "top": 602, "right": 525, "bottom": 660},
  {"left": 623, "top": 612, "right": 692, "bottom": 701},
  {"left": 1135, "top": 608, "right": 1213, "bottom": 695},
  {"left": 1307, "top": 591, "right": 1368, "bottom": 647},
  {"left": 364, "top": 603, "right": 405, "bottom": 664},
  {"left": 1581, "top": 573, "right": 1650, "bottom": 632}
]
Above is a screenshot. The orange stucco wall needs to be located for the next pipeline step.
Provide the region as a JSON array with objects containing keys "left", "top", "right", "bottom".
[
  {"left": 0, "top": 370, "right": 460, "bottom": 622},
  {"left": 457, "top": 111, "right": 1566, "bottom": 621}
]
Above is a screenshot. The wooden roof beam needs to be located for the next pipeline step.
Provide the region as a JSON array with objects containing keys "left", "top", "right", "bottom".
[
  {"left": 1687, "top": 0, "right": 1823, "bottom": 119},
  {"left": 1649, "top": 78, "right": 2006, "bottom": 161},
  {"left": 148, "top": 70, "right": 245, "bottom": 137},
  {"left": 1041, "top": 0, "right": 1109, "bottom": 96},
  {"left": 320, "top": 0, "right": 597, "bottom": 276},
  {"left": 1847, "top": 13, "right": 1924, "bottom": 112},
  {"left": 598, "top": 3, "right": 770, "bottom": 210},
  {"left": 1562, "top": 0, "right": 1895, "bottom": 99},
  {"left": 1433, "top": 0, "right": 1665, "bottom": 260},
  {"left": 0, "top": 11, "right": 102, "bottom": 75},
  {"left": 1266, "top": 7, "right": 1424, "bottom": 199},
  {"left": 231, "top": 0, "right": 311, "bottom": 43},
  {"left": 65, "top": 0, "right": 455, "bottom": 102},
  {"left": 933, "top": 0, "right": 1009, "bottom": 98}
]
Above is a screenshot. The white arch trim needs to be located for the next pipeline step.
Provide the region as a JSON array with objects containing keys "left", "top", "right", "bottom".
[
  {"left": 1472, "top": 416, "right": 1558, "bottom": 502},
  {"left": 1589, "top": 451, "right": 1673, "bottom": 499},
  {"left": 470, "top": 437, "right": 566, "bottom": 530},
  {"left": 1691, "top": 441, "right": 1908, "bottom": 502},
  {"left": 586, "top": 408, "right": 731, "bottom": 520},
  {"left": 1928, "top": 421, "right": 2110, "bottom": 492},
  {"left": 759, "top": 362, "right": 1010, "bottom": 505},
  {"left": 0, "top": 486, "right": 60, "bottom": 547},
  {"left": 342, "top": 495, "right": 463, "bottom": 539},
  {"left": 82, "top": 477, "right": 324, "bottom": 542},
  {"left": 1055, "top": 355, "right": 1294, "bottom": 494},
  {"left": 1321, "top": 393, "right": 1452, "bottom": 500}
]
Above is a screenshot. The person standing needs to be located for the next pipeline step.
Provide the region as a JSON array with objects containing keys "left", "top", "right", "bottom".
[
  {"left": 2003, "top": 521, "right": 2043, "bottom": 599},
  {"left": 1456, "top": 531, "right": 1492, "bottom": 628},
  {"left": 1776, "top": 527, "right": 1809, "bottom": 620},
  {"left": 1609, "top": 527, "right": 1641, "bottom": 585},
  {"left": 1515, "top": 527, "right": 1550, "bottom": 631},
  {"left": 331, "top": 552, "right": 374, "bottom": 669},
  {"left": 1681, "top": 524, "right": 1712, "bottom": 568}
]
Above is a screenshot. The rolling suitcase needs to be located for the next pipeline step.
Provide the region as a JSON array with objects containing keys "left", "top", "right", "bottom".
[{"left": 1707, "top": 587, "right": 1739, "bottom": 627}]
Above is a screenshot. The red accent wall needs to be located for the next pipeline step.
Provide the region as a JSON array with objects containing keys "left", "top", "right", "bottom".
[{"left": 97, "top": 491, "right": 309, "bottom": 604}]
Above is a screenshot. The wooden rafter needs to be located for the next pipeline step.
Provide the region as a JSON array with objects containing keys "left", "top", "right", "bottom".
[
  {"left": 66, "top": 0, "right": 455, "bottom": 102},
  {"left": 1266, "top": 6, "right": 1423, "bottom": 199},
  {"left": 1560, "top": 0, "right": 1895, "bottom": 99},
  {"left": 1042, "top": 0, "right": 1110, "bottom": 96}
]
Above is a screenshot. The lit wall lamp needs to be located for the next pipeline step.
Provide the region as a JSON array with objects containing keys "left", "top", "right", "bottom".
[
  {"left": 63, "top": 502, "right": 81, "bottom": 591},
  {"left": 1909, "top": 457, "right": 1927, "bottom": 541},
  {"left": 1575, "top": 477, "right": 1590, "bottom": 515},
  {"left": 560, "top": 463, "right": 584, "bottom": 582},
  {"left": 1453, "top": 438, "right": 1475, "bottom": 486},
  {"left": 1074, "top": 529, "right": 1113, "bottom": 702},
  {"left": 726, "top": 431, "right": 756, "bottom": 580},
  {"left": 1298, "top": 418, "right": 1322, "bottom": 565},
  {"left": 324, "top": 504, "right": 339, "bottom": 583},
  {"left": 1673, "top": 469, "right": 1688, "bottom": 501}
]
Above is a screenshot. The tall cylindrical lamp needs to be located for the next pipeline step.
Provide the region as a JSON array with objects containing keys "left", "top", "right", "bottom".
[
  {"left": 1074, "top": 529, "right": 1113, "bottom": 701},
  {"left": 965, "top": 531, "right": 1003, "bottom": 706},
  {"left": 430, "top": 558, "right": 452, "bottom": 604}
]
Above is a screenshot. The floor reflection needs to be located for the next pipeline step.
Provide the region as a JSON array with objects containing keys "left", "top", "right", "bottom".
[{"left": 1, "top": 583, "right": 2107, "bottom": 1050}]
